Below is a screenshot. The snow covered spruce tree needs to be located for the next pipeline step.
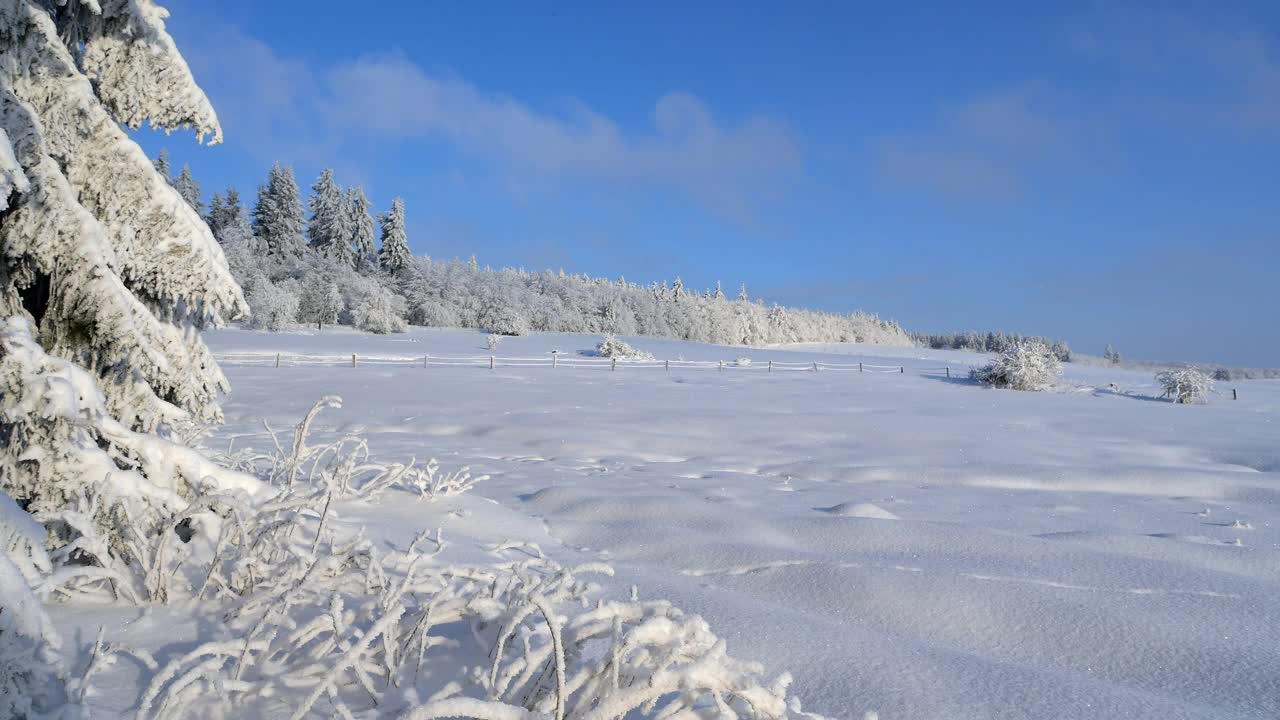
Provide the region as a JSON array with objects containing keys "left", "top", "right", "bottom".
[
  {"left": 347, "top": 186, "right": 376, "bottom": 270},
  {"left": 173, "top": 163, "right": 201, "bottom": 214},
  {"left": 0, "top": 0, "right": 260, "bottom": 582},
  {"left": 306, "top": 167, "right": 352, "bottom": 265},
  {"left": 378, "top": 196, "right": 411, "bottom": 273},
  {"left": 252, "top": 162, "right": 306, "bottom": 262}
]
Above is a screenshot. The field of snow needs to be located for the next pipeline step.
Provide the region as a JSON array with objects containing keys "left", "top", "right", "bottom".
[{"left": 61, "top": 326, "right": 1280, "bottom": 718}]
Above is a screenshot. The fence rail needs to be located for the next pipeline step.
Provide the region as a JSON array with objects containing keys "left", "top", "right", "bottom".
[{"left": 214, "top": 352, "right": 961, "bottom": 378}]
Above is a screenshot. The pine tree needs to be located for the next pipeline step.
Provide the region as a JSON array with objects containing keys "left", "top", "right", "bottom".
[
  {"left": 153, "top": 148, "right": 172, "bottom": 184},
  {"left": 307, "top": 168, "right": 352, "bottom": 265},
  {"left": 739, "top": 284, "right": 749, "bottom": 302},
  {"left": 206, "top": 191, "right": 225, "bottom": 232},
  {"left": 378, "top": 198, "right": 412, "bottom": 273},
  {"left": 1105, "top": 344, "right": 1120, "bottom": 365},
  {"left": 714, "top": 281, "right": 725, "bottom": 300},
  {"left": 210, "top": 186, "right": 254, "bottom": 247},
  {"left": 347, "top": 187, "right": 376, "bottom": 270},
  {"left": 0, "top": 0, "right": 255, "bottom": 570},
  {"left": 174, "top": 163, "right": 202, "bottom": 214},
  {"left": 252, "top": 163, "right": 306, "bottom": 262}
]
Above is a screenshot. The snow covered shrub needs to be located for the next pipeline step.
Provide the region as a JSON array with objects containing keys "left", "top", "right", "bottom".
[
  {"left": 482, "top": 304, "right": 530, "bottom": 336},
  {"left": 297, "top": 281, "right": 342, "bottom": 329},
  {"left": 971, "top": 340, "right": 1062, "bottom": 391},
  {"left": 409, "top": 296, "right": 462, "bottom": 328},
  {"left": 350, "top": 283, "right": 407, "bottom": 334},
  {"left": 1157, "top": 368, "right": 1213, "bottom": 404},
  {"left": 736, "top": 357, "right": 753, "bottom": 366},
  {"left": 486, "top": 333, "right": 502, "bottom": 351},
  {"left": 126, "top": 486, "right": 812, "bottom": 720},
  {"left": 246, "top": 280, "right": 300, "bottom": 330},
  {"left": 595, "top": 334, "right": 655, "bottom": 361}
]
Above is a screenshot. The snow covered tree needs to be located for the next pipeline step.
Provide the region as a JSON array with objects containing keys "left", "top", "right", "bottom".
[
  {"left": 346, "top": 186, "right": 375, "bottom": 270},
  {"left": 0, "top": 0, "right": 262, "bottom": 590},
  {"left": 152, "top": 148, "right": 172, "bottom": 183},
  {"left": 1157, "top": 367, "right": 1213, "bottom": 404},
  {"left": 1104, "top": 343, "right": 1120, "bottom": 365},
  {"left": 350, "top": 283, "right": 406, "bottom": 334},
  {"left": 298, "top": 280, "right": 342, "bottom": 330},
  {"left": 377, "top": 197, "right": 411, "bottom": 273},
  {"left": 245, "top": 280, "right": 299, "bottom": 331},
  {"left": 252, "top": 163, "right": 306, "bottom": 262},
  {"left": 972, "top": 340, "right": 1062, "bottom": 391},
  {"left": 173, "top": 163, "right": 201, "bottom": 214},
  {"left": 739, "top": 283, "right": 749, "bottom": 302},
  {"left": 306, "top": 168, "right": 351, "bottom": 265}
]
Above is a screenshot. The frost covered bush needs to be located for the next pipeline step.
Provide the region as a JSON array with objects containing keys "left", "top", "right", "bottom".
[
  {"left": 596, "top": 334, "right": 655, "bottom": 360},
  {"left": 1157, "top": 368, "right": 1213, "bottom": 404},
  {"left": 246, "top": 280, "right": 300, "bottom": 330},
  {"left": 298, "top": 280, "right": 342, "bottom": 330},
  {"left": 971, "top": 340, "right": 1062, "bottom": 391},
  {"left": 350, "top": 282, "right": 407, "bottom": 334},
  {"left": 486, "top": 333, "right": 502, "bottom": 351},
  {"left": 36, "top": 398, "right": 811, "bottom": 720}
]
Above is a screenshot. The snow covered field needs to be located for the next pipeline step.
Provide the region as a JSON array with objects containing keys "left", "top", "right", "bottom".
[{"left": 61, "top": 327, "right": 1280, "bottom": 718}]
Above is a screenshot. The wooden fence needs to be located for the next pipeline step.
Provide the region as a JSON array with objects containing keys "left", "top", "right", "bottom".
[{"left": 214, "top": 352, "right": 960, "bottom": 378}]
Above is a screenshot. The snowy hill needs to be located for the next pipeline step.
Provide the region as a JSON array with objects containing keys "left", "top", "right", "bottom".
[{"left": 56, "top": 326, "right": 1280, "bottom": 718}]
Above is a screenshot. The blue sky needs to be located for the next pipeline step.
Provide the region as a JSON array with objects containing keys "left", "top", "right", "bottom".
[{"left": 142, "top": 1, "right": 1280, "bottom": 366}]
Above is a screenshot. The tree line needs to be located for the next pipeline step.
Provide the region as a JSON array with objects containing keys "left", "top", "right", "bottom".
[{"left": 162, "top": 157, "right": 914, "bottom": 347}]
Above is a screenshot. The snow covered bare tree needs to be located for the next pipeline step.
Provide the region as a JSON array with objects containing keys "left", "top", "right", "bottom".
[
  {"left": 1157, "top": 367, "right": 1213, "bottom": 404},
  {"left": 298, "top": 280, "right": 341, "bottom": 330},
  {"left": 306, "top": 168, "right": 351, "bottom": 265},
  {"left": 252, "top": 163, "right": 306, "bottom": 262},
  {"left": 0, "top": 0, "right": 261, "bottom": 594},
  {"left": 377, "top": 196, "right": 411, "bottom": 273}
]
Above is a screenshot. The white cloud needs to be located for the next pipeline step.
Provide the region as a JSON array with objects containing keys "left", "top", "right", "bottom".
[
  {"left": 321, "top": 54, "right": 802, "bottom": 223},
  {"left": 172, "top": 15, "right": 802, "bottom": 224}
]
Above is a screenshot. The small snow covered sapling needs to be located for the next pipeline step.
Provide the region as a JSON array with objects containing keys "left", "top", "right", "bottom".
[
  {"left": 486, "top": 333, "right": 502, "bottom": 351},
  {"left": 595, "top": 334, "right": 655, "bottom": 361},
  {"left": 1157, "top": 367, "right": 1213, "bottom": 404},
  {"left": 971, "top": 340, "right": 1062, "bottom": 391}
]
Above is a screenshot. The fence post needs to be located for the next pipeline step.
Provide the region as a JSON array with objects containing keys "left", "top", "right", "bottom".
[
  {"left": 275, "top": 353, "right": 280, "bottom": 369},
  {"left": 859, "top": 362, "right": 863, "bottom": 373},
  {"left": 611, "top": 357, "right": 617, "bottom": 371},
  {"left": 352, "top": 353, "right": 357, "bottom": 368},
  {"left": 719, "top": 360, "right": 724, "bottom": 372},
  {"left": 768, "top": 360, "right": 773, "bottom": 373},
  {"left": 1233, "top": 388, "right": 1238, "bottom": 400},
  {"left": 552, "top": 351, "right": 558, "bottom": 369},
  {"left": 900, "top": 366, "right": 904, "bottom": 374},
  {"left": 489, "top": 356, "right": 495, "bottom": 370},
  {"left": 813, "top": 361, "right": 818, "bottom": 372},
  {"left": 946, "top": 366, "right": 950, "bottom": 378},
  {"left": 424, "top": 354, "right": 429, "bottom": 369},
  {"left": 665, "top": 359, "right": 670, "bottom": 372}
]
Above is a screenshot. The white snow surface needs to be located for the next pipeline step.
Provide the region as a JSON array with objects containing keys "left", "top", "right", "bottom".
[{"left": 58, "top": 327, "right": 1280, "bottom": 718}]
